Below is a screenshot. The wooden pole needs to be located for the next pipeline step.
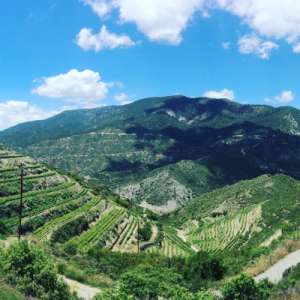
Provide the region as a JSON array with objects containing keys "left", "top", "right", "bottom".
[
  {"left": 18, "top": 164, "right": 24, "bottom": 241},
  {"left": 137, "top": 218, "right": 140, "bottom": 253}
]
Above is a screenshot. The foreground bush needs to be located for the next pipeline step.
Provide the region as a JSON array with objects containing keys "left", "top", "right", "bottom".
[
  {"left": 223, "top": 274, "right": 271, "bottom": 300},
  {"left": 95, "top": 264, "right": 216, "bottom": 300},
  {"left": 0, "top": 240, "right": 77, "bottom": 300}
]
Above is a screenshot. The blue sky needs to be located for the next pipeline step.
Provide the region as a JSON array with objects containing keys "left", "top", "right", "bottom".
[{"left": 1, "top": 0, "right": 300, "bottom": 129}]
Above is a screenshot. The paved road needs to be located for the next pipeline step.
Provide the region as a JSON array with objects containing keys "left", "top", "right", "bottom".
[{"left": 255, "top": 249, "right": 300, "bottom": 284}]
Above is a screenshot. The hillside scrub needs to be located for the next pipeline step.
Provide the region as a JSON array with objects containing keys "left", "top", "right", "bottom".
[
  {"left": 74, "top": 248, "right": 226, "bottom": 291},
  {"left": 95, "top": 264, "right": 217, "bottom": 300},
  {"left": 0, "top": 241, "right": 77, "bottom": 300},
  {"left": 223, "top": 274, "right": 272, "bottom": 300}
]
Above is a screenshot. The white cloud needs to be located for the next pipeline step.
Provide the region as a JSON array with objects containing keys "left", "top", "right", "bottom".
[
  {"left": 82, "top": 0, "right": 117, "bottom": 18},
  {"left": 215, "top": 0, "right": 300, "bottom": 45},
  {"left": 203, "top": 89, "right": 235, "bottom": 101},
  {"left": 238, "top": 34, "right": 278, "bottom": 59},
  {"left": 293, "top": 43, "right": 300, "bottom": 53},
  {"left": 82, "top": 0, "right": 300, "bottom": 53},
  {"left": 84, "top": 0, "right": 206, "bottom": 45},
  {"left": 114, "top": 93, "right": 132, "bottom": 105},
  {"left": 76, "top": 25, "right": 136, "bottom": 52},
  {"left": 265, "top": 90, "right": 295, "bottom": 105},
  {"left": 222, "top": 41, "right": 231, "bottom": 50},
  {"left": 0, "top": 101, "right": 57, "bottom": 130},
  {"left": 275, "top": 90, "right": 295, "bottom": 104},
  {"left": 32, "top": 69, "right": 110, "bottom": 107}
]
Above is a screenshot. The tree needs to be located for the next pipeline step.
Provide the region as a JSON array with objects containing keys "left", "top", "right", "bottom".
[
  {"left": 139, "top": 222, "right": 152, "bottom": 242},
  {"left": 1, "top": 240, "right": 77, "bottom": 300},
  {"left": 119, "top": 264, "right": 183, "bottom": 300},
  {"left": 182, "top": 252, "right": 226, "bottom": 291},
  {"left": 223, "top": 274, "right": 271, "bottom": 300}
]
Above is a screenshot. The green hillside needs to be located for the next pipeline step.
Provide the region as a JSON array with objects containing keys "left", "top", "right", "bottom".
[
  {"left": 0, "top": 145, "right": 195, "bottom": 258},
  {"left": 2, "top": 96, "right": 300, "bottom": 212},
  {"left": 2, "top": 147, "right": 300, "bottom": 299},
  {"left": 0, "top": 145, "right": 140, "bottom": 255},
  {"left": 170, "top": 174, "right": 300, "bottom": 254}
]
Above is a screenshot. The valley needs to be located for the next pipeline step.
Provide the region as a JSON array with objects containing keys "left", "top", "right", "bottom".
[{"left": 2, "top": 97, "right": 300, "bottom": 299}]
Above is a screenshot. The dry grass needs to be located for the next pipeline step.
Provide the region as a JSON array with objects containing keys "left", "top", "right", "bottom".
[
  {"left": 246, "top": 239, "right": 300, "bottom": 277},
  {"left": 272, "top": 290, "right": 300, "bottom": 300}
]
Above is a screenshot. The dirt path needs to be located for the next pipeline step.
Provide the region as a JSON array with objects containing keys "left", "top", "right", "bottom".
[
  {"left": 140, "top": 224, "right": 159, "bottom": 250},
  {"left": 62, "top": 276, "right": 101, "bottom": 300},
  {"left": 255, "top": 249, "right": 300, "bottom": 283}
]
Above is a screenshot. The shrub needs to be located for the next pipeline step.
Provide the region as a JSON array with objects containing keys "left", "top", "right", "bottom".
[
  {"left": 1, "top": 240, "right": 77, "bottom": 300},
  {"left": 223, "top": 274, "right": 271, "bottom": 300},
  {"left": 119, "top": 264, "right": 183, "bottom": 299},
  {"left": 139, "top": 222, "right": 152, "bottom": 242},
  {"left": 0, "top": 220, "right": 10, "bottom": 235}
]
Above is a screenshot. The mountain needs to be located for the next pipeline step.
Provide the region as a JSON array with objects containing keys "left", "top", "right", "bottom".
[{"left": 2, "top": 95, "right": 300, "bottom": 212}]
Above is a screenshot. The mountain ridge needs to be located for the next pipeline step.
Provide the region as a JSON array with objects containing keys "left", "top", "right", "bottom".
[{"left": 2, "top": 95, "right": 300, "bottom": 212}]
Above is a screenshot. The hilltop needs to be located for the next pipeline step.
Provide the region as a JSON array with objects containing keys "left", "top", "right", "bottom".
[{"left": 2, "top": 96, "right": 300, "bottom": 212}]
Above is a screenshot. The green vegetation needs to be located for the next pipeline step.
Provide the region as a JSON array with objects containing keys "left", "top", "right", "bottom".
[
  {"left": 3, "top": 96, "right": 300, "bottom": 210},
  {"left": 0, "top": 281, "right": 26, "bottom": 300},
  {"left": 0, "top": 241, "right": 76, "bottom": 300},
  {"left": 223, "top": 274, "right": 271, "bottom": 300},
  {"left": 2, "top": 94, "right": 300, "bottom": 298}
]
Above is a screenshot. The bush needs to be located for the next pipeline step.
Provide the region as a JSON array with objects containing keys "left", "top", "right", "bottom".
[
  {"left": 223, "top": 274, "right": 271, "bottom": 300},
  {"left": 119, "top": 264, "right": 183, "bottom": 299},
  {"left": 1, "top": 240, "right": 77, "bottom": 300},
  {"left": 139, "top": 222, "right": 152, "bottom": 242},
  {"left": 0, "top": 220, "right": 10, "bottom": 235}
]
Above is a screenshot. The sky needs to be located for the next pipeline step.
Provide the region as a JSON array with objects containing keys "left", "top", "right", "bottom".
[{"left": 1, "top": 0, "right": 300, "bottom": 129}]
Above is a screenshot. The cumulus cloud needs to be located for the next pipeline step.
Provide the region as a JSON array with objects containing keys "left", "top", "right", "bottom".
[
  {"left": 82, "top": 0, "right": 117, "bottom": 18},
  {"left": 32, "top": 69, "right": 110, "bottom": 107},
  {"left": 83, "top": 0, "right": 206, "bottom": 45},
  {"left": 0, "top": 101, "right": 57, "bottom": 130},
  {"left": 238, "top": 34, "right": 278, "bottom": 59},
  {"left": 114, "top": 93, "right": 132, "bottom": 105},
  {"left": 265, "top": 90, "right": 295, "bottom": 105},
  {"left": 76, "top": 25, "right": 136, "bottom": 52},
  {"left": 215, "top": 0, "right": 300, "bottom": 46},
  {"left": 203, "top": 89, "right": 235, "bottom": 101},
  {"left": 82, "top": 0, "right": 300, "bottom": 53}
]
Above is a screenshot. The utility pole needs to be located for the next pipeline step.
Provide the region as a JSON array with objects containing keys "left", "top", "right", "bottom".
[
  {"left": 137, "top": 218, "right": 141, "bottom": 253},
  {"left": 18, "top": 163, "right": 24, "bottom": 241}
]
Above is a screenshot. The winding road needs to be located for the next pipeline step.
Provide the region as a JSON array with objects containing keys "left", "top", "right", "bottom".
[{"left": 255, "top": 249, "right": 300, "bottom": 284}]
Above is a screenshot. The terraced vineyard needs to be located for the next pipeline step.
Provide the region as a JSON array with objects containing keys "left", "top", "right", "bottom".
[
  {"left": 146, "top": 227, "right": 194, "bottom": 257},
  {"left": 0, "top": 146, "right": 138, "bottom": 253},
  {"left": 186, "top": 205, "right": 262, "bottom": 253}
]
